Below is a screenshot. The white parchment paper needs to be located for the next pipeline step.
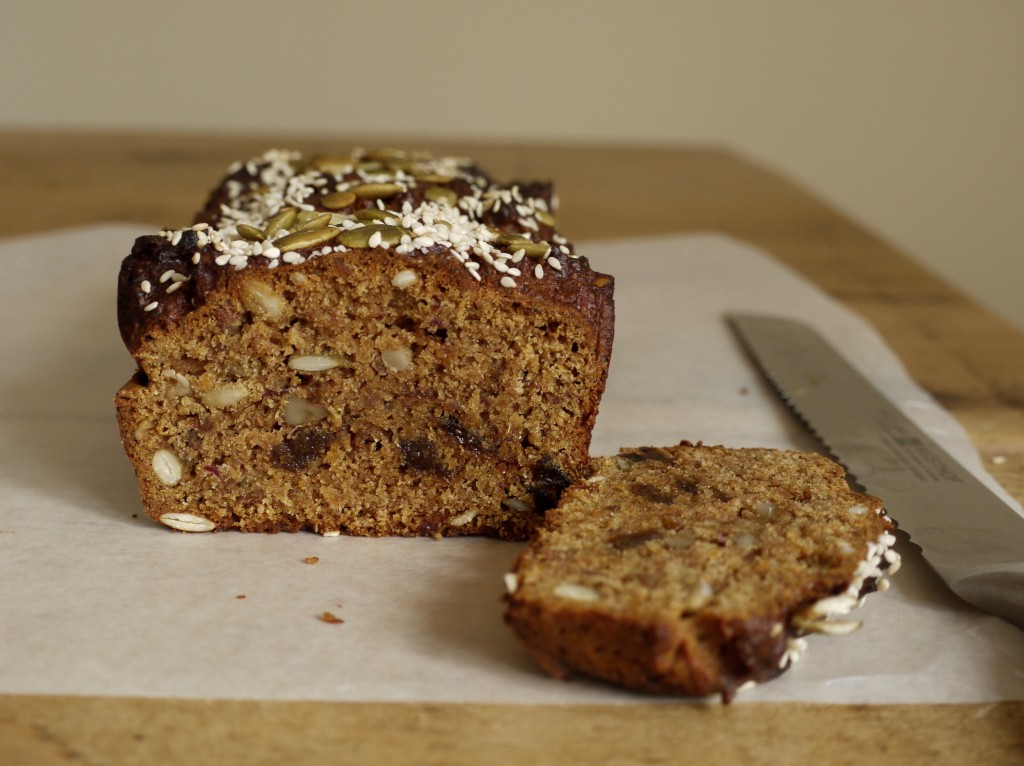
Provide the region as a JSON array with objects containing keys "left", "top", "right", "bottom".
[{"left": 1, "top": 225, "right": 1021, "bottom": 704}]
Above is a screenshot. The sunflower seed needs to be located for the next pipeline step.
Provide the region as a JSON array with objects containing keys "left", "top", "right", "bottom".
[
  {"left": 159, "top": 512, "right": 216, "bottom": 533},
  {"left": 391, "top": 269, "right": 419, "bottom": 289},
  {"left": 553, "top": 583, "right": 599, "bottom": 602},
  {"left": 287, "top": 354, "right": 341, "bottom": 371},
  {"left": 152, "top": 449, "right": 183, "bottom": 486},
  {"left": 201, "top": 384, "right": 249, "bottom": 409},
  {"left": 380, "top": 346, "right": 413, "bottom": 372},
  {"left": 283, "top": 396, "right": 329, "bottom": 426},
  {"left": 240, "top": 278, "right": 288, "bottom": 321}
]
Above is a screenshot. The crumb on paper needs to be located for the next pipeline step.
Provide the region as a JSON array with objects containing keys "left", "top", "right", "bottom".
[
  {"left": 236, "top": 594, "right": 246, "bottom": 600},
  {"left": 304, "top": 556, "right": 320, "bottom": 565},
  {"left": 991, "top": 455, "right": 1007, "bottom": 466},
  {"left": 320, "top": 611, "right": 343, "bottom": 624},
  {"left": 739, "top": 386, "right": 749, "bottom": 396}
]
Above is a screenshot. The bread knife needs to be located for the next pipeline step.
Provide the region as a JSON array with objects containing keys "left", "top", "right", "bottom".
[{"left": 727, "top": 312, "right": 1024, "bottom": 630}]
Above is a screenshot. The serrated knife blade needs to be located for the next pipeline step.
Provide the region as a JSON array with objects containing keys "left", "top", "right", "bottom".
[{"left": 728, "top": 312, "right": 1024, "bottom": 630}]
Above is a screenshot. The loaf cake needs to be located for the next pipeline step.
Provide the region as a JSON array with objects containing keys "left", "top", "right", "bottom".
[
  {"left": 503, "top": 442, "right": 900, "bottom": 701},
  {"left": 115, "top": 148, "right": 614, "bottom": 538}
]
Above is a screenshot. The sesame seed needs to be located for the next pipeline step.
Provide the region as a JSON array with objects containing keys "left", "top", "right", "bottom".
[
  {"left": 143, "top": 301, "right": 159, "bottom": 312},
  {"left": 140, "top": 280, "right": 152, "bottom": 294},
  {"left": 145, "top": 149, "right": 592, "bottom": 305}
]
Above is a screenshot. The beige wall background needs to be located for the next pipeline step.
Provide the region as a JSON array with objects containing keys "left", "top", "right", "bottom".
[{"left": 3, "top": 1, "right": 1022, "bottom": 330}]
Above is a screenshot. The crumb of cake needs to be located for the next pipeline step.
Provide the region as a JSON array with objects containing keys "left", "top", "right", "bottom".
[
  {"left": 319, "top": 611, "right": 343, "bottom": 624},
  {"left": 115, "top": 147, "right": 614, "bottom": 539},
  {"left": 304, "top": 556, "right": 320, "bottom": 565},
  {"left": 504, "top": 442, "right": 899, "bottom": 701}
]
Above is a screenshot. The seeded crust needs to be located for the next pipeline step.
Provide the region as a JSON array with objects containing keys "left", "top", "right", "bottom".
[
  {"left": 503, "top": 442, "right": 899, "bottom": 700},
  {"left": 115, "top": 149, "right": 614, "bottom": 538}
]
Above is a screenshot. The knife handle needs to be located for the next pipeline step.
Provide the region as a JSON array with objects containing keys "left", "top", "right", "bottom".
[{"left": 953, "top": 570, "right": 1024, "bottom": 631}]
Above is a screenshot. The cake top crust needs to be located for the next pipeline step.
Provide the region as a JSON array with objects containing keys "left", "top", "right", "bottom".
[{"left": 116, "top": 148, "right": 614, "bottom": 355}]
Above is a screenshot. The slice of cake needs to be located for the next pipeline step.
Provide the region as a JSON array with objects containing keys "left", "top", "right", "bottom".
[
  {"left": 503, "top": 442, "right": 900, "bottom": 700},
  {"left": 115, "top": 148, "right": 614, "bottom": 538}
]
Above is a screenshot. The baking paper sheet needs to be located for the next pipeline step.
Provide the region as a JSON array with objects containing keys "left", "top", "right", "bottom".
[{"left": 1, "top": 225, "right": 1022, "bottom": 705}]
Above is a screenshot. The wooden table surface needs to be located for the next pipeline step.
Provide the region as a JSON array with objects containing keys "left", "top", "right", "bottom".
[{"left": 1, "top": 130, "right": 1022, "bottom": 765}]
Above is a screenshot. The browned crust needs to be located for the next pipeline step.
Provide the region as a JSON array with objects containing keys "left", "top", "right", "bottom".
[
  {"left": 113, "top": 149, "right": 614, "bottom": 538},
  {"left": 504, "top": 600, "right": 790, "bottom": 700},
  {"left": 117, "top": 155, "right": 611, "bottom": 360},
  {"left": 117, "top": 231, "right": 613, "bottom": 363}
]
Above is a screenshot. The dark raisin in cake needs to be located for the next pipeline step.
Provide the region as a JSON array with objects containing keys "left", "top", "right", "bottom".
[
  {"left": 504, "top": 442, "right": 899, "bottom": 700},
  {"left": 115, "top": 148, "right": 614, "bottom": 538}
]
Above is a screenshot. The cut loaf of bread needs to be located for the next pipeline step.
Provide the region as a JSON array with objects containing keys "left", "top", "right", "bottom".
[
  {"left": 115, "top": 148, "right": 614, "bottom": 538},
  {"left": 504, "top": 442, "right": 900, "bottom": 700}
]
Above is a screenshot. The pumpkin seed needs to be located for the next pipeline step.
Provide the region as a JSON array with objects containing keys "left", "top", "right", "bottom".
[
  {"left": 357, "top": 160, "right": 384, "bottom": 173},
  {"left": 354, "top": 208, "right": 400, "bottom": 223},
  {"left": 312, "top": 155, "right": 354, "bottom": 174},
  {"left": 264, "top": 208, "right": 299, "bottom": 238},
  {"left": 337, "top": 224, "right": 408, "bottom": 249},
  {"left": 385, "top": 158, "right": 414, "bottom": 172},
  {"left": 424, "top": 186, "right": 458, "bottom": 206},
  {"left": 236, "top": 224, "right": 266, "bottom": 242},
  {"left": 273, "top": 227, "right": 340, "bottom": 250},
  {"left": 536, "top": 210, "right": 557, "bottom": 227},
  {"left": 515, "top": 241, "right": 552, "bottom": 259},
  {"left": 296, "top": 210, "right": 321, "bottom": 225},
  {"left": 352, "top": 183, "right": 404, "bottom": 200},
  {"left": 321, "top": 190, "right": 357, "bottom": 210},
  {"left": 294, "top": 212, "right": 333, "bottom": 232},
  {"left": 413, "top": 172, "right": 454, "bottom": 184},
  {"left": 493, "top": 233, "right": 533, "bottom": 248}
]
